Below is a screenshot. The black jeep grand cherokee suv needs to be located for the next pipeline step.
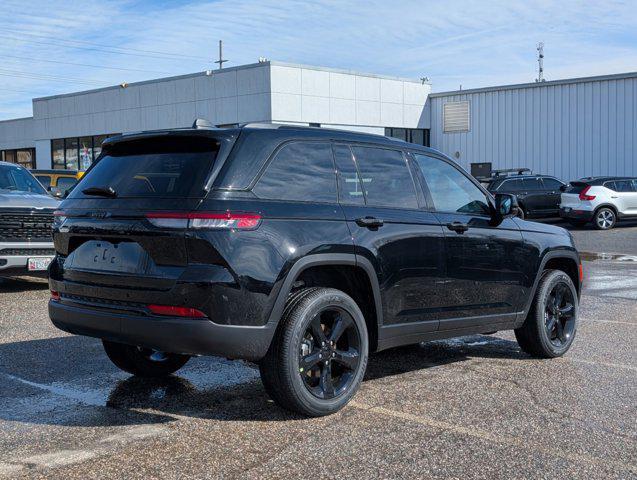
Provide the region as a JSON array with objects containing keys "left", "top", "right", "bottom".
[{"left": 49, "top": 122, "right": 582, "bottom": 416}]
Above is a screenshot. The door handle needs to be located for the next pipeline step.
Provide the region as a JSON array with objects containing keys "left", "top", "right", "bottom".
[
  {"left": 355, "top": 216, "right": 384, "bottom": 228},
  {"left": 611, "top": 196, "right": 618, "bottom": 198},
  {"left": 446, "top": 221, "right": 469, "bottom": 234}
]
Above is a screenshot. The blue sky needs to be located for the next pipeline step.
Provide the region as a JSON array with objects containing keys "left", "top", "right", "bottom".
[{"left": 1, "top": 0, "right": 636, "bottom": 120}]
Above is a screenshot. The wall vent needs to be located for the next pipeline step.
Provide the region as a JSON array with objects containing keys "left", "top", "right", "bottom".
[{"left": 443, "top": 101, "right": 470, "bottom": 133}]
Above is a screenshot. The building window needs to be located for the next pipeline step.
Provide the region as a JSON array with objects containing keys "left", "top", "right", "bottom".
[
  {"left": 0, "top": 148, "right": 36, "bottom": 169},
  {"left": 443, "top": 101, "right": 470, "bottom": 133},
  {"left": 52, "top": 139, "right": 65, "bottom": 169},
  {"left": 50, "top": 134, "right": 119, "bottom": 170},
  {"left": 65, "top": 137, "right": 79, "bottom": 171},
  {"left": 385, "top": 128, "right": 430, "bottom": 146}
]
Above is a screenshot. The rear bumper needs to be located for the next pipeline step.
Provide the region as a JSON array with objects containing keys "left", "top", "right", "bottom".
[
  {"left": 559, "top": 207, "right": 594, "bottom": 221},
  {"left": 49, "top": 300, "right": 276, "bottom": 361}
]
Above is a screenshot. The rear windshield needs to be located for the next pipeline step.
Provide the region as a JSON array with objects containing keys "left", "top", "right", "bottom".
[
  {"left": 564, "top": 182, "right": 587, "bottom": 194},
  {"left": 69, "top": 136, "right": 219, "bottom": 199}
]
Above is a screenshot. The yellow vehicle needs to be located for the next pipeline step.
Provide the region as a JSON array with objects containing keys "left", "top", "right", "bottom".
[{"left": 31, "top": 169, "right": 83, "bottom": 198}]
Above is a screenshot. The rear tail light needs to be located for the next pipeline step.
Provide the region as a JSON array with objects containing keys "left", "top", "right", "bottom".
[
  {"left": 578, "top": 262, "right": 584, "bottom": 282},
  {"left": 50, "top": 290, "right": 60, "bottom": 301},
  {"left": 146, "top": 212, "right": 261, "bottom": 230},
  {"left": 148, "top": 304, "right": 207, "bottom": 318},
  {"left": 578, "top": 186, "right": 596, "bottom": 201}
]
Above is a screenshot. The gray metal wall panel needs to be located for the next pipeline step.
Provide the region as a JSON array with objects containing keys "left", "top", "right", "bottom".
[{"left": 430, "top": 76, "right": 637, "bottom": 180}]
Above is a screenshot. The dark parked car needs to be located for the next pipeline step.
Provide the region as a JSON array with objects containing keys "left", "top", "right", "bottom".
[
  {"left": 49, "top": 122, "right": 582, "bottom": 416},
  {"left": 486, "top": 174, "right": 566, "bottom": 219}
]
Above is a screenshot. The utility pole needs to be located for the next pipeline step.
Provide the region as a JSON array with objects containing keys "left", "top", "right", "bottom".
[
  {"left": 535, "top": 42, "right": 545, "bottom": 82},
  {"left": 214, "top": 40, "right": 228, "bottom": 70}
]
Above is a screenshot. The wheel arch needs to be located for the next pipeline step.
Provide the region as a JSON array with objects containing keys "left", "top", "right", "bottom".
[
  {"left": 594, "top": 203, "right": 618, "bottom": 216},
  {"left": 267, "top": 254, "right": 383, "bottom": 352},
  {"left": 518, "top": 250, "right": 581, "bottom": 326}
]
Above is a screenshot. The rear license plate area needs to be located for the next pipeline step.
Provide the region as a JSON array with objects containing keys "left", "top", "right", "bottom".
[
  {"left": 65, "top": 240, "right": 147, "bottom": 274},
  {"left": 28, "top": 256, "right": 54, "bottom": 271}
]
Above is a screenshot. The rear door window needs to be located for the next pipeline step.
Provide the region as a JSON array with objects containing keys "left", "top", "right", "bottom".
[
  {"left": 613, "top": 180, "right": 634, "bottom": 192},
  {"left": 254, "top": 142, "right": 337, "bottom": 203},
  {"left": 498, "top": 179, "right": 522, "bottom": 192},
  {"left": 350, "top": 146, "right": 418, "bottom": 209},
  {"left": 521, "top": 178, "right": 543, "bottom": 191},
  {"left": 541, "top": 177, "right": 563, "bottom": 190},
  {"left": 70, "top": 136, "right": 219, "bottom": 199},
  {"left": 333, "top": 144, "right": 364, "bottom": 205}
]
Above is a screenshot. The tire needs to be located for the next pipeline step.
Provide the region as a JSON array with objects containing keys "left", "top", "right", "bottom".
[
  {"left": 102, "top": 340, "right": 190, "bottom": 377},
  {"left": 259, "top": 287, "right": 369, "bottom": 417},
  {"left": 515, "top": 269, "right": 578, "bottom": 358},
  {"left": 594, "top": 207, "right": 616, "bottom": 230},
  {"left": 567, "top": 219, "right": 587, "bottom": 228}
]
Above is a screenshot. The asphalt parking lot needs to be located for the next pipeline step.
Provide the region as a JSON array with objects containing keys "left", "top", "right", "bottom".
[{"left": 0, "top": 222, "right": 635, "bottom": 479}]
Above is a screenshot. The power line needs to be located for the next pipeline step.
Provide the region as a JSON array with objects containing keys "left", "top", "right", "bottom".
[
  {"left": 0, "top": 29, "right": 210, "bottom": 62},
  {"left": 0, "top": 68, "right": 107, "bottom": 87},
  {"left": 0, "top": 24, "right": 210, "bottom": 60},
  {"left": 0, "top": 53, "right": 173, "bottom": 75}
]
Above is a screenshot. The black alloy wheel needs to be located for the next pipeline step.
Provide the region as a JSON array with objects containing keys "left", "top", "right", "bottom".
[
  {"left": 259, "top": 287, "right": 369, "bottom": 416},
  {"left": 298, "top": 307, "right": 362, "bottom": 399},
  {"left": 543, "top": 282, "right": 576, "bottom": 348},
  {"left": 514, "top": 269, "right": 578, "bottom": 358}
]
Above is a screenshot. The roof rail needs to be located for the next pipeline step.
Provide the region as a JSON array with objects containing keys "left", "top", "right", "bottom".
[{"left": 492, "top": 167, "right": 532, "bottom": 177}]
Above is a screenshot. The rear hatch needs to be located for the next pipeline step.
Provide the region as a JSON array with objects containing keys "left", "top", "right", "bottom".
[
  {"left": 560, "top": 181, "right": 588, "bottom": 208},
  {"left": 52, "top": 134, "right": 223, "bottom": 296}
]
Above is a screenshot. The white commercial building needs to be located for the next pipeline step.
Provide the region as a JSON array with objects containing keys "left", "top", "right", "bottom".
[
  {"left": 0, "top": 62, "right": 635, "bottom": 181},
  {"left": 0, "top": 61, "right": 430, "bottom": 171}
]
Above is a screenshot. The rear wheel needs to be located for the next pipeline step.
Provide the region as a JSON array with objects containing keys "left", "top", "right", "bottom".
[
  {"left": 594, "top": 207, "right": 616, "bottom": 230},
  {"left": 259, "top": 287, "right": 368, "bottom": 417},
  {"left": 515, "top": 269, "right": 578, "bottom": 358},
  {"left": 102, "top": 340, "right": 190, "bottom": 377}
]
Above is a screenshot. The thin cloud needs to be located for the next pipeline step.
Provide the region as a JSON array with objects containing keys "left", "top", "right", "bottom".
[{"left": 0, "top": 0, "right": 635, "bottom": 120}]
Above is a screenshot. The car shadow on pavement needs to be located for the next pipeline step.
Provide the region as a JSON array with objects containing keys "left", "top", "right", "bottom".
[
  {"left": 0, "top": 334, "right": 528, "bottom": 426},
  {"left": 0, "top": 276, "right": 49, "bottom": 292}
]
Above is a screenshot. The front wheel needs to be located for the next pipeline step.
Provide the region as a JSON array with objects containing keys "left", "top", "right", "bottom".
[
  {"left": 515, "top": 269, "right": 578, "bottom": 358},
  {"left": 259, "top": 287, "right": 369, "bottom": 417},
  {"left": 102, "top": 340, "right": 190, "bottom": 377},
  {"left": 594, "top": 207, "right": 616, "bottom": 230}
]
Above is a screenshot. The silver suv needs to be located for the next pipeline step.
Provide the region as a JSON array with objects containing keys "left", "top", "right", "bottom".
[
  {"left": 0, "top": 162, "right": 58, "bottom": 277},
  {"left": 560, "top": 177, "right": 637, "bottom": 230}
]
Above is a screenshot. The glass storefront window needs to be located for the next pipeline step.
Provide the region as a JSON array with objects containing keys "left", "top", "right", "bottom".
[
  {"left": 52, "top": 139, "right": 65, "bottom": 169},
  {"left": 65, "top": 138, "right": 79, "bottom": 170},
  {"left": 4, "top": 150, "right": 16, "bottom": 164},
  {"left": 79, "top": 136, "right": 93, "bottom": 170},
  {"left": 51, "top": 134, "right": 120, "bottom": 169},
  {"left": 93, "top": 135, "right": 108, "bottom": 160},
  {"left": 16, "top": 150, "right": 33, "bottom": 168}
]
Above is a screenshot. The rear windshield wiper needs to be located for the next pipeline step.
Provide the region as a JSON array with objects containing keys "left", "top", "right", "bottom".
[{"left": 82, "top": 186, "right": 118, "bottom": 198}]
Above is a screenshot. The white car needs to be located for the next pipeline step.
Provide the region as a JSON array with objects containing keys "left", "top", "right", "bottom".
[{"left": 559, "top": 177, "right": 637, "bottom": 230}]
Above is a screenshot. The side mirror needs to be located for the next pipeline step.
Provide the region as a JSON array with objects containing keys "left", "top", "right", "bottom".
[
  {"left": 559, "top": 184, "right": 567, "bottom": 192},
  {"left": 491, "top": 193, "right": 519, "bottom": 224},
  {"left": 49, "top": 187, "right": 63, "bottom": 198}
]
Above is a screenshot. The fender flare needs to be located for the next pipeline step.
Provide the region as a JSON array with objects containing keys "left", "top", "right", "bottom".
[
  {"left": 517, "top": 249, "right": 581, "bottom": 325},
  {"left": 266, "top": 253, "right": 383, "bottom": 336}
]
